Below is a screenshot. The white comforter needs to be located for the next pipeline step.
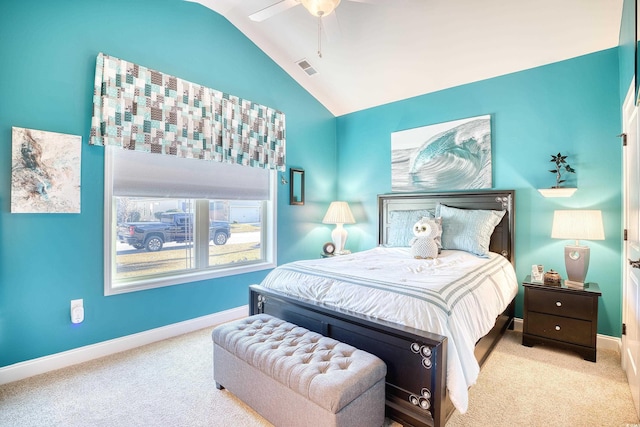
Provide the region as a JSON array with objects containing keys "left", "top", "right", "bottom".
[{"left": 259, "top": 247, "right": 518, "bottom": 413}]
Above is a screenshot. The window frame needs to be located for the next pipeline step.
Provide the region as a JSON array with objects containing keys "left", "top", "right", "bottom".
[{"left": 103, "top": 148, "right": 277, "bottom": 296}]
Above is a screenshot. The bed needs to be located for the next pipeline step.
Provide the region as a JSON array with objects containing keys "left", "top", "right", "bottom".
[{"left": 249, "top": 190, "right": 517, "bottom": 427}]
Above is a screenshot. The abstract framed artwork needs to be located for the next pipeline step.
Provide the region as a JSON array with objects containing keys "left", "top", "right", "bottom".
[
  {"left": 11, "top": 127, "right": 81, "bottom": 213},
  {"left": 391, "top": 115, "right": 492, "bottom": 192}
]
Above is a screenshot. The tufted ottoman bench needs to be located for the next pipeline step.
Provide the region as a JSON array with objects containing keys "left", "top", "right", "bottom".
[{"left": 212, "top": 314, "right": 387, "bottom": 427}]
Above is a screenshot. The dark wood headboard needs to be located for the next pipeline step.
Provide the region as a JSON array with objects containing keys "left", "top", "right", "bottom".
[{"left": 377, "top": 190, "right": 515, "bottom": 265}]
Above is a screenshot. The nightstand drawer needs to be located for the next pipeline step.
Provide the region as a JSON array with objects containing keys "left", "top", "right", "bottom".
[
  {"left": 525, "top": 311, "right": 594, "bottom": 347},
  {"left": 526, "top": 288, "right": 594, "bottom": 320}
]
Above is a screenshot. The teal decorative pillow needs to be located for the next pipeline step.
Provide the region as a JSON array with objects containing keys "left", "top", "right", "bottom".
[
  {"left": 387, "top": 209, "right": 434, "bottom": 247},
  {"left": 436, "top": 204, "right": 506, "bottom": 257}
]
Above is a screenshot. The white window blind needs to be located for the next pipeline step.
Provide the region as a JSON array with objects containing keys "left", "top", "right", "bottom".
[{"left": 110, "top": 146, "right": 270, "bottom": 200}]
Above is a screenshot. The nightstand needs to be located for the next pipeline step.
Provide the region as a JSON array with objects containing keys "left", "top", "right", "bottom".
[{"left": 522, "top": 275, "right": 601, "bottom": 362}]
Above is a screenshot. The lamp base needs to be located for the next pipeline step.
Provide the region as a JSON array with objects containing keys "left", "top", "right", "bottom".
[
  {"left": 331, "top": 223, "right": 348, "bottom": 254},
  {"left": 564, "top": 244, "right": 590, "bottom": 284}
]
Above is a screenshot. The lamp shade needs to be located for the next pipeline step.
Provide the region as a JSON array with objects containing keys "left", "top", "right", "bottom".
[
  {"left": 322, "top": 201, "right": 355, "bottom": 225},
  {"left": 551, "top": 210, "right": 605, "bottom": 242},
  {"left": 300, "top": 0, "right": 341, "bottom": 17}
]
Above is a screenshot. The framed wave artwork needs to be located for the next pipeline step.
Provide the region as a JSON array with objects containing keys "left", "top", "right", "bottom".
[{"left": 391, "top": 115, "right": 492, "bottom": 192}]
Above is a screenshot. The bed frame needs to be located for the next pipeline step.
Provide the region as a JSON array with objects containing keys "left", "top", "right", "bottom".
[{"left": 249, "top": 190, "right": 516, "bottom": 427}]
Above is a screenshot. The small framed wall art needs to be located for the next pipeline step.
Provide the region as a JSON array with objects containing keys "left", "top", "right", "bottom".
[
  {"left": 289, "top": 167, "right": 305, "bottom": 205},
  {"left": 11, "top": 127, "right": 81, "bottom": 213}
]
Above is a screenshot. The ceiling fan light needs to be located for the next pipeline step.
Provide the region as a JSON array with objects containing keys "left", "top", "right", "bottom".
[{"left": 300, "top": 0, "right": 341, "bottom": 17}]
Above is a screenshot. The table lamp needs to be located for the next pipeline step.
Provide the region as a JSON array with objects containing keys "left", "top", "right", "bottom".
[
  {"left": 551, "top": 210, "right": 605, "bottom": 287},
  {"left": 322, "top": 201, "right": 355, "bottom": 254}
]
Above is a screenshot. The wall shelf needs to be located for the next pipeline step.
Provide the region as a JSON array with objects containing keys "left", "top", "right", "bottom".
[{"left": 537, "top": 188, "right": 577, "bottom": 198}]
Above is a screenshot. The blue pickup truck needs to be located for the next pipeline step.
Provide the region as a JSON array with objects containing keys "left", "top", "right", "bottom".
[{"left": 118, "top": 212, "right": 231, "bottom": 252}]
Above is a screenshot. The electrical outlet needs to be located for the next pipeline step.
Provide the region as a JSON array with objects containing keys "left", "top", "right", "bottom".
[{"left": 70, "top": 299, "right": 84, "bottom": 324}]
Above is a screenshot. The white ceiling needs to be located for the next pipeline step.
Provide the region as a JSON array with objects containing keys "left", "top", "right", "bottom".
[{"left": 190, "top": 0, "right": 623, "bottom": 116}]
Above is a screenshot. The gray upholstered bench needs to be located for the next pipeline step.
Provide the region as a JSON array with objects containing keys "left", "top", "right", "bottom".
[{"left": 212, "top": 314, "right": 387, "bottom": 427}]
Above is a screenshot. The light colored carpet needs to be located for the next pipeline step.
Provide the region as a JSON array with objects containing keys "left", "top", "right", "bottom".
[
  {"left": 446, "top": 331, "right": 640, "bottom": 427},
  {"left": 0, "top": 327, "right": 638, "bottom": 427}
]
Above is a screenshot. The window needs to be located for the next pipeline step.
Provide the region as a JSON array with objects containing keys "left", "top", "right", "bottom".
[{"left": 104, "top": 147, "right": 277, "bottom": 295}]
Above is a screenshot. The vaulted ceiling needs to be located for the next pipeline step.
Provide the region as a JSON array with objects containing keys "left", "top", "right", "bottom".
[{"left": 190, "top": 0, "right": 623, "bottom": 116}]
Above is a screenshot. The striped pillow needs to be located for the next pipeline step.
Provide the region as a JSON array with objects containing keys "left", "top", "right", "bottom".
[
  {"left": 387, "top": 209, "right": 434, "bottom": 247},
  {"left": 436, "top": 204, "right": 505, "bottom": 257}
]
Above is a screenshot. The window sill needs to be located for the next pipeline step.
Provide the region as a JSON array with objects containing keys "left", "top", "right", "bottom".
[{"left": 105, "top": 260, "right": 276, "bottom": 296}]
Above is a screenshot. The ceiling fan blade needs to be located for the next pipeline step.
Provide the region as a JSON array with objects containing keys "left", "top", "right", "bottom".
[
  {"left": 249, "top": 0, "right": 299, "bottom": 22},
  {"left": 321, "top": 11, "right": 341, "bottom": 43}
]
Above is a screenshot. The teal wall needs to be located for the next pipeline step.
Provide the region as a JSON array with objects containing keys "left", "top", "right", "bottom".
[
  {"left": 336, "top": 49, "right": 622, "bottom": 337},
  {"left": 619, "top": 0, "right": 636, "bottom": 100},
  {"left": 0, "top": 0, "right": 337, "bottom": 367}
]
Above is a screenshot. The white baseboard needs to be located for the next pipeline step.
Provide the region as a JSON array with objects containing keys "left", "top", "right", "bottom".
[
  {"left": 597, "top": 333, "right": 622, "bottom": 353},
  {"left": 0, "top": 305, "right": 248, "bottom": 386},
  {"left": 513, "top": 317, "right": 622, "bottom": 354},
  {"left": 513, "top": 317, "right": 523, "bottom": 331}
]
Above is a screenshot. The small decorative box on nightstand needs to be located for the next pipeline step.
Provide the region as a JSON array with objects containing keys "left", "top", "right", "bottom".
[{"left": 522, "top": 275, "right": 601, "bottom": 362}]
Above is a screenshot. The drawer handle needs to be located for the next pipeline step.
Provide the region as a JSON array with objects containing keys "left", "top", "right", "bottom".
[
  {"left": 555, "top": 325, "right": 561, "bottom": 331},
  {"left": 630, "top": 259, "right": 640, "bottom": 269},
  {"left": 556, "top": 301, "right": 562, "bottom": 307}
]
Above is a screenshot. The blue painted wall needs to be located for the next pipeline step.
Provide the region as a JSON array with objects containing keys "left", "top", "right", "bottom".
[
  {"left": 336, "top": 49, "right": 622, "bottom": 337},
  {"left": 0, "top": 0, "right": 336, "bottom": 367},
  {"left": 619, "top": 0, "right": 636, "bottom": 101}
]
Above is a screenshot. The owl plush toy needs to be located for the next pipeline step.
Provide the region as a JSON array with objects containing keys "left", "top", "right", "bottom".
[{"left": 410, "top": 218, "right": 440, "bottom": 259}]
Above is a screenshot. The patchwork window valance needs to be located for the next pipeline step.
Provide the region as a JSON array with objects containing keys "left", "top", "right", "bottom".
[{"left": 90, "top": 53, "right": 285, "bottom": 171}]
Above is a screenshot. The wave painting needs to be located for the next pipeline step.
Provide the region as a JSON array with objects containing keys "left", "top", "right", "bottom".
[{"left": 391, "top": 115, "right": 492, "bottom": 192}]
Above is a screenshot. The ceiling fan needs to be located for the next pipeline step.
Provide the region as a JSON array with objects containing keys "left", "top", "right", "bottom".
[
  {"left": 248, "top": 0, "right": 388, "bottom": 57},
  {"left": 249, "top": 0, "right": 357, "bottom": 23}
]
